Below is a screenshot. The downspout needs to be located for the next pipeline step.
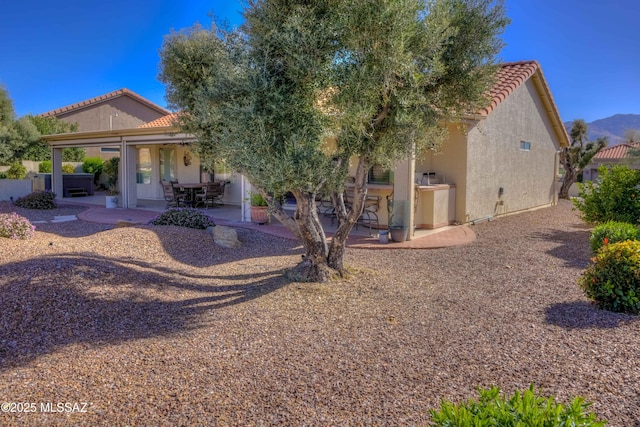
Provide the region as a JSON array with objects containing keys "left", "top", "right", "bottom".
[{"left": 553, "top": 150, "right": 560, "bottom": 205}]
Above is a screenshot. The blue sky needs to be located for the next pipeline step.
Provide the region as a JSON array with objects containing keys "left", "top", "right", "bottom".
[{"left": 1, "top": 1, "right": 639, "bottom": 123}]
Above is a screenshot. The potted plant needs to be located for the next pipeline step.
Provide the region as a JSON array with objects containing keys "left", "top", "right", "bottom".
[
  {"left": 250, "top": 192, "right": 269, "bottom": 224},
  {"left": 103, "top": 157, "right": 119, "bottom": 208}
]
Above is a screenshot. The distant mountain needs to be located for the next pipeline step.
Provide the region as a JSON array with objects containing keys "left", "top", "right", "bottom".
[{"left": 564, "top": 114, "right": 640, "bottom": 146}]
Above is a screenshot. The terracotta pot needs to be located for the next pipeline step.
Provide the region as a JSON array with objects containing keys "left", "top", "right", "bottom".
[{"left": 250, "top": 205, "right": 269, "bottom": 224}]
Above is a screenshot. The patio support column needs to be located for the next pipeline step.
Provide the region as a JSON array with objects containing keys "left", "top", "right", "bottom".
[
  {"left": 392, "top": 155, "right": 416, "bottom": 240},
  {"left": 124, "top": 141, "right": 138, "bottom": 208},
  {"left": 51, "top": 147, "right": 64, "bottom": 200}
]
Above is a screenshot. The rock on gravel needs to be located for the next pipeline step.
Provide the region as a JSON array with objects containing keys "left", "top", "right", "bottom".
[{"left": 0, "top": 200, "right": 638, "bottom": 426}]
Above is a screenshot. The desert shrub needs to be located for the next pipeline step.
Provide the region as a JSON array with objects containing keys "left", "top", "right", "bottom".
[
  {"left": 429, "top": 384, "right": 605, "bottom": 426},
  {"left": 149, "top": 208, "right": 215, "bottom": 229},
  {"left": 0, "top": 213, "right": 36, "bottom": 240},
  {"left": 573, "top": 165, "right": 640, "bottom": 224},
  {"left": 82, "top": 156, "right": 104, "bottom": 181},
  {"left": 579, "top": 240, "right": 640, "bottom": 314},
  {"left": 0, "top": 172, "right": 6, "bottom": 179},
  {"left": 38, "top": 160, "right": 52, "bottom": 173},
  {"left": 6, "top": 163, "right": 27, "bottom": 179},
  {"left": 62, "top": 163, "right": 76, "bottom": 173},
  {"left": 590, "top": 221, "right": 640, "bottom": 254},
  {"left": 14, "top": 191, "right": 57, "bottom": 210}
]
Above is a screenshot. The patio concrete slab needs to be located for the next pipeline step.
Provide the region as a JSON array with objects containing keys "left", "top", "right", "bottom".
[{"left": 75, "top": 205, "right": 475, "bottom": 249}]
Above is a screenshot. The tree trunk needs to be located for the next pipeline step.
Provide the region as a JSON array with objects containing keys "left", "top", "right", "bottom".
[
  {"left": 262, "top": 156, "right": 371, "bottom": 282},
  {"left": 559, "top": 167, "right": 578, "bottom": 199}
]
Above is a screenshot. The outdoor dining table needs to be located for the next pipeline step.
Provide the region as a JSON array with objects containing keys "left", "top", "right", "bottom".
[{"left": 177, "top": 183, "right": 206, "bottom": 207}]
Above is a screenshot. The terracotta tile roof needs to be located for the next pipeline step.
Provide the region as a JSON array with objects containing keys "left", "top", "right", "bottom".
[
  {"left": 39, "top": 88, "right": 170, "bottom": 117},
  {"left": 593, "top": 142, "right": 640, "bottom": 160},
  {"left": 137, "top": 113, "right": 179, "bottom": 128},
  {"left": 478, "top": 61, "right": 540, "bottom": 116}
]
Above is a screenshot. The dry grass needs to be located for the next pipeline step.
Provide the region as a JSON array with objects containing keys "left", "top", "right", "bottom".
[{"left": 0, "top": 200, "right": 638, "bottom": 426}]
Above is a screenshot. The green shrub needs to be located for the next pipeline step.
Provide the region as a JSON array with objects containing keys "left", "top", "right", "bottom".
[
  {"left": 573, "top": 165, "right": 640, "bottom": 224},
  {"left": 39, "top": 160, "right": 52, "bottom": 173},
  {"left": 14, "top": 191, "right": 57, "bottom": 210},
  {"left": 62, "top": 163, "right": 76, "bottom": 173},
  {"left": 6, "top": 163, "right": 27, "bottom": 179},
  {"left": 82, "top": 157, "right": 104, "bottom": 181},
  {"left": 590, "top": 221, "right": 640, "bottom": 254},
  {"left": 250, "top": 192, "right": 267, "bottom": 206},
  {"left": 579, "top": 240, "right": 640, "bottom": 314},
  {"left": 0, "top": 172, "right": 6, "bottom": 179},
  {"left": 149, "top": 208, "right": 215, "bottom": 229},
  {"left": 429, "top": 384, "right": 606, "bottom": 426},
  {"left": 0, "top": 213, "right": 36, "bottom": 240}
]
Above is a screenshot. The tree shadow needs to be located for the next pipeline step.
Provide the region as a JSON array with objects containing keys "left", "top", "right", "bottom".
[
  {"left": 528, "top": 226, "right": 592, "bottom": 269},
  {"left": 0, "top": 253, "right": 290, "bottom": 371},
  {"left": 544, "top": 301, "right": 638, "bottom": 329}
]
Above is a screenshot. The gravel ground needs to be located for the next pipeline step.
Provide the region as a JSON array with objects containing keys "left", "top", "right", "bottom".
[{"left": 0, "top": 200, "right": 638, "bottom": 426}]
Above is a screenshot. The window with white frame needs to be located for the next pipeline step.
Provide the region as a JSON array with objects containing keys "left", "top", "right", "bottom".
[{"left": 520, "top": 141, "right": 531, "bottom": 151}]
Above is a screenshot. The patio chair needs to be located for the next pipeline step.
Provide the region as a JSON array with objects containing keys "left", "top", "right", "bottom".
[
  {"left": 344, "top": 188, "right": 380, "bottom": 234},
  {"left": 195, "top": 181, "right": 225, "bottom": 208},
  {"left": 161, "top": 180, "right": 186, "bottom": 208}
]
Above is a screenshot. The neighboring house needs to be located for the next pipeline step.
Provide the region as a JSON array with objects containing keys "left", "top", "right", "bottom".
[
  {"left": 40, "top": 88, "right": 170, "bottom": 159},
  {"left": 44, "top": 60, "right": 569, "bottom": 229},
  {"left": 583, "top": 142, "right": 640, "bottom": 182}
]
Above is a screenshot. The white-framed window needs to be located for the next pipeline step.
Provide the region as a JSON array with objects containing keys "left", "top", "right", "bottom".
[
  {"left": 101, "top": 147, "right": 120, "bottom": 153},
  {"left": 136, "top": 148, "right": 152, "bottom": 184},
  {"left": 520, "top": 141, "right": 531, "bottom": 151}
]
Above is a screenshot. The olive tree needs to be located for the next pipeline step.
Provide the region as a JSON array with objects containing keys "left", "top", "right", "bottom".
[{"left": 159, "top": 0, "right": 508, "bottom": 282}]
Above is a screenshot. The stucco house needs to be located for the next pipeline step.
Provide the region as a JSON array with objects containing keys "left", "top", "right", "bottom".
[
  {"left": 44, "top": 60, "right": 569, "bottom": 229},
  {"left": 40, "top": 88, "right": 170, "bottom": 159},
  {"left": 583, "top": 142, "right": 640, "bottom": 182}
]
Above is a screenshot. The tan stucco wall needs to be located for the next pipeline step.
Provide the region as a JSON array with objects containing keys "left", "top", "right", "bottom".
[
  {"left": 56, "top": 96, "right": 166, "bottom": 132},
  {"left": 464, "top": 79, "right": 560, "bottom": 222}
]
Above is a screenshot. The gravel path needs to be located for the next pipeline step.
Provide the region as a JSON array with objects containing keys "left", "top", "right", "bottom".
[{"left": 0, "top": 200, "right": 638, "bottom": 426}]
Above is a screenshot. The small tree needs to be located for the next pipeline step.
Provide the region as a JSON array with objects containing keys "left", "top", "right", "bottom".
[
  {"left": 160, "top": 0, "right": 509, "bottom": 281},
  {"left": 24, "top": 114, "right": 82, "bottom": 161},
  {"left": 559, "top": 119, "right": 607, "bottom": 199}
]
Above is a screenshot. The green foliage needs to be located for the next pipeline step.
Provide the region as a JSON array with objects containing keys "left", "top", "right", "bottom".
[
  {"left": 62, "top": 147, "right": 85, "bottom": 162},
  {"left": 0, "top": 212, "right": 36, "bottom": 240},
  {"left": 429, "top": 384, "right": 606, "bottom": 426},
  {"left": 82, "top": 157, "right": 104, "bottom": 185},
  {"left": 590, "top": 221, "right": 640, "bottom": 254},
  {"left": 579, "top": 240, "right": 640, "bottom": 314},
  {"left": 102, "top": 157, "right": 119, "bottom": 193},
  {"left": 62, "top": 163, "right": 76, "bottom": 173},
  {"left": 38, "top": 160, "right": 52, "bottom": 173},
  {"left": 159, "top": 0, "right": 509, "bottom": 278},
  {"left": 559, "top": 119, "right": 607, "bottom": 199},
  {"left": 22, "top": 115, "right": 80, "bottom": 162},
  {"left": 250, "top": 193, "right": 267, "bottom": 206},
  {"left": 14, "top": 190, "right": 57, "bottom": 210},
  {"left": 573, "top": 165, "right": 640, "bottom": 224},
  {"left": 0, "top": 89, "right": 43, "bottom": 163},
  {"left": 149, "top": 208, "right": 216, "bottom": 229},
  {"left": 6, "top": 162, "right": 27, "bottom": 179},
  {"left": 0, "top": 172, "right": 6, "bottom": 179}
]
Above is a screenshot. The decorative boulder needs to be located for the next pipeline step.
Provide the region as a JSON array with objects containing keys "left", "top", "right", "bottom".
[{"left": 212, "top": 225, "right": 241, "bottom": 248}]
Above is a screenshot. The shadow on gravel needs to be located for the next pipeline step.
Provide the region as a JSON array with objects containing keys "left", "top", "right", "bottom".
[
  {"left": 545, "top": 301, "right": 637, "bottom": 329},
  {"left": 529, "top": 227, "right": 592, "bottom": 269},
  {"left": 0, "top": 253, "right": 290, "bottom": 370}
]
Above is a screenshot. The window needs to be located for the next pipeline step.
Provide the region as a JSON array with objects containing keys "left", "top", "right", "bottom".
[
  {"left": 368, "top": 164, "right": 391, "bottom": 184},
  {"left": 159, "top": 147, "right": 176, "bottom": 181},
  {"left": 101, "top": 147, "right": 120, "bottom": 153},
  {"left": 136, "top": 148, "right": 151, "bottom": 184},
  {"left": 520, "top": 141, "right": 531, "bottom": 151}
]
